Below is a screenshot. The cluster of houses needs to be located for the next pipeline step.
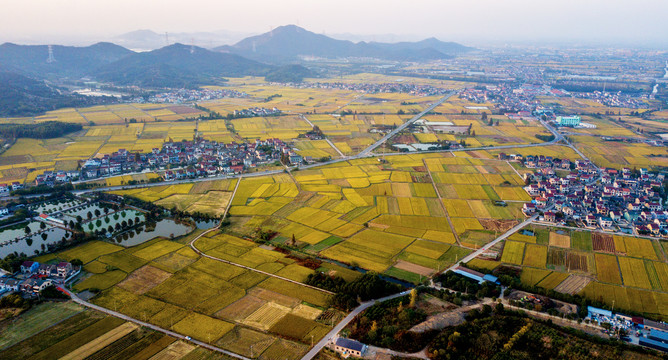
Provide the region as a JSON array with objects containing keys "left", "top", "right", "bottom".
[
  {"left": 34, "top": 170, "right": 80, "bottom": 187},
  {"left": 0, "top": 260, "right": 76, "bottom": 296},
  {"left": 80, "top": 138, "right": 304, "bottom": 181},
  {"left": 512, "top": 152, "right": 666, "bottom": 236},
  {"left": 0, "top": 181, "right": 23, "bottom": 195},
  {"left": 282, "top": 81, "right": 452, "bottom": 97},
  {"left": 232, "top": 107, "right": 281, "bottom": 118}
]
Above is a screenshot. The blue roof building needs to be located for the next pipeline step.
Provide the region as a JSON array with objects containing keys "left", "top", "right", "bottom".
[
  {"left": 639, "top": 337, "right": 668, "bottom": 352},
  {"left": 452, "top": 266, "right": 500, "bottom": 285},
  {"left": 334, "top": 337, "right": 367, "bottom": 358},
  {"left": 588, "top": 306, "right": 613, "bottom": 318},
  {"left": 649, "top": 329, "right": 668, "bottom": 343}
]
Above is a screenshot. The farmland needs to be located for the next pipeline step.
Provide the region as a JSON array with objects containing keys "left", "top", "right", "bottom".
[
  {"left": 0, "top": 80, "right": 461, "bottom": 185},
  {"left": 42, "top": 228, "right": 335, "bottom": 357},
  {"left": 488, "top": 224, "right": 668, "bottom": 319},
  {"left": 0, "top": 307, "right": 227, "bottom": 359}
]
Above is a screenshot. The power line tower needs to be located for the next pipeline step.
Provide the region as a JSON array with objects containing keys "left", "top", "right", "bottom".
[
  {"left": 46, "top": 45, "right": 56, "bottom": 63},
  {"left": 190, "top": 37, "right": 195, "bottom": 54},
  {"left": 165, "top": 32, "right": 169, "bottom": 46}
]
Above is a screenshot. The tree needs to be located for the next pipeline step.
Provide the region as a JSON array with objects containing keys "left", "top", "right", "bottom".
[
  {"left": 94, "top": 209, "right": 101, "bottom": 217},
  {"left": 39, "top": 222, "right": 46, "bottom": 230},
  {"left": 24, "top": 225, "right": 31, "bottom": 235},
  {"left": 71, "top": 258, "right": 83, "bottom": 266},
  {"left": 409, "top": 288, "right": 418, "bottom": 307},
  {"left": 86, "top": 211, "right": 92, "bottom": 220}
]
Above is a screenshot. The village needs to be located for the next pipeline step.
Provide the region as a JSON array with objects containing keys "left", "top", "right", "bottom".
[
  {"left": 27, "top": 137, "right": 305, "bottom": 186},
  {"left": 512, "top": 150, "right": 666, "bottom": 237}
]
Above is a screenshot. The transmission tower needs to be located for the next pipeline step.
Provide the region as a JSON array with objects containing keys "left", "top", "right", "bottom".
[
  {"left": 190, "top": 37, "right": 195, "bottom": 54},
  {"left": 46, "top": 45, "right": 56, "bottom": 63},
  {"left": 165, "top": 32, "right": 169, "bottom": 46}
]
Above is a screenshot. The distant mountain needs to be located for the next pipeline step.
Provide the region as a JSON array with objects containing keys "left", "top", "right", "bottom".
[
  {"left": 0, "top": 71, "right": 115, "bottom": 116},
  {"left": 216, "top": 25, "right": 472, "bottom": 63},
  {"left": 111, "top": 29, "right": 253, "bottom": 51},
  {"left": 0, "top": 42, "right": 133, "bottom": 79},
  {"left": 93, "top": 43, "right": 272, "bottom": 87}
]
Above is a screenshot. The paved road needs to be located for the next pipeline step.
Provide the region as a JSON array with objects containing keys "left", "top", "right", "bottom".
[
  {"left": 443, "top": 210, "right": 544, "bottom": 273},
  {"left": 300, "top": 290, "right": 410, "bottom": 360},
  {"left": 359, "top": 92, "right": 455, "bottom": 157},
  {"left": 59, "top": 287, "right": 251, "bottom": 360}
]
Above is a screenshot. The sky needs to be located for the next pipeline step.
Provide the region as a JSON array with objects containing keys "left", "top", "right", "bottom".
[{"left": 2, "top": 0, "right": 667, "bottom": 47}]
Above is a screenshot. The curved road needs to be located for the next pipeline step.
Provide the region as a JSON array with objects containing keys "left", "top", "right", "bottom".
[{"left": 300, "top": 290, "right": 411, "bottom": 360}]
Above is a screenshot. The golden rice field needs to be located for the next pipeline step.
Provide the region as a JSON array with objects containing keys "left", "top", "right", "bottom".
[
  {"left": 571, "top": 135, "right": 668, "bottom": 170},
  {"left": 490, "top": 224, "right": 668, "bottom": 320},
  {"left": 43, "top": 232, "right": 332, "bottom": 356}
]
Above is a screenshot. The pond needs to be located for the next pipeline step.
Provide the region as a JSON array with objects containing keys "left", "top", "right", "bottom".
[
  {"left": 0, "top": 221, "right": 50, "bottom": 244},
  {"left": 28, "top": 199, "right": 85, "bottom": 215},
  {"left": 520, "top": 229, "right": 534, "bottom": 236},
  {"left": 82, "top": 210, "right": 145, "bottom": 233},
  {"left": 195, "top": 219, "right": 218, "bottom": 229},
  {"left": 0, "top": 226, "right": 72, "bottom": 258},
  {"left": 63, "top": 203, "right": 112, "bottom": 220},
  {"left": 110, "top": 219, "right": 193, "bottom": 247}
]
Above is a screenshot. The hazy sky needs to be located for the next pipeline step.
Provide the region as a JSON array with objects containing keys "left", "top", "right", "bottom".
[{"left": 2, "top": 0, "right": 667, "bottom": 46}]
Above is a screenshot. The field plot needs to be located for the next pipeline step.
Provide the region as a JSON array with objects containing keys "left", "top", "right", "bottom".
[
  {"left": 553, "top": 275, "right": 591, "bottom": 295},
  {"left": 522, "top": 244, "right": 547, "bottom": 268},
  {"left": 595, "top": 253, "right": 622, "bottom": 284},
  {"left": 618, "top": 257, "right": 652, "bottom": 289},
  {"left": 500, "top": 241, "right": 525, "bottom": 265},
  {"left": 592, "top": 233, "right": 615, "bottom": 253},
  {"left": 548, "top": 231, "right": 570, "bottom": 248}
]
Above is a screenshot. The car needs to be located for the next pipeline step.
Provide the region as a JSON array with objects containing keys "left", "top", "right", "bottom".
[{"left": 185, "top": 336, "right": 192, "bottom": 341}]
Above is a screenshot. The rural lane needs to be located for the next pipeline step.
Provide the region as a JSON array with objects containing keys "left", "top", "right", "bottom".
[
  {"left": 300, "top": 290, "right": 411, "bottom": 360},
  {"left": 442, "top": 210, "right": 544, "bottom": 274},
  {"left": 187, "top": 174, "right": 335, "bottom": 295}
]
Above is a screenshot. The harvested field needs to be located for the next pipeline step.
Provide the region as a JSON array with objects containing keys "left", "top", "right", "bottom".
[
  {"left": 566, "top": 252, "right": 589, "bottom": 272},
  {"left": 549, "top": 232, "right": 570, "bottom": 248},
  {"left": 592, "top": 233, "right": 615, "bottom": 253},
  {"left": 547, "top": 248, "right": 566, "bottom": 268},
  {"left": 215, "top": 295, "right": 266, "bottom": 322},
  {"left": 243, "top": 302, "right": 291, "bottom": 330},
  {"left": 149, "top": 340, "right": 195, "bottom": 360},
  {"left": 59, "top": 322, "right": 138, "bottom": 360},
  {"left": 553, "top": 275, "right": 592, "bottom": 295},
  {"left": 479, "top": 219, "right": 518, "bottom": 232},
  {"left": 394, "top": 260, "right": 434, "bottom": 277},
  {"left": 117, "top": 265, "right": 172, "bottom": 294},
  {"left": 291, "top": 304, "right": 322, "bottom": 320}
]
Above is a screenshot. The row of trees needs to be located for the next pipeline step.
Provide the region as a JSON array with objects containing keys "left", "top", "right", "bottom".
[
  {"left": 0, "top": 121, "right": 82, "bottom": 139},
  {"left": 305, "top": 272, "right": 403, "bottom": 311}
]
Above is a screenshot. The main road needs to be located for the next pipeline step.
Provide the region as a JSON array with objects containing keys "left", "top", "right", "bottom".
[
  {"left": 358, "top": 92, "right": 456, "bottom": 156},
  {"left": 442, "top": 210, "right": 545, "bottom": 273}
]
